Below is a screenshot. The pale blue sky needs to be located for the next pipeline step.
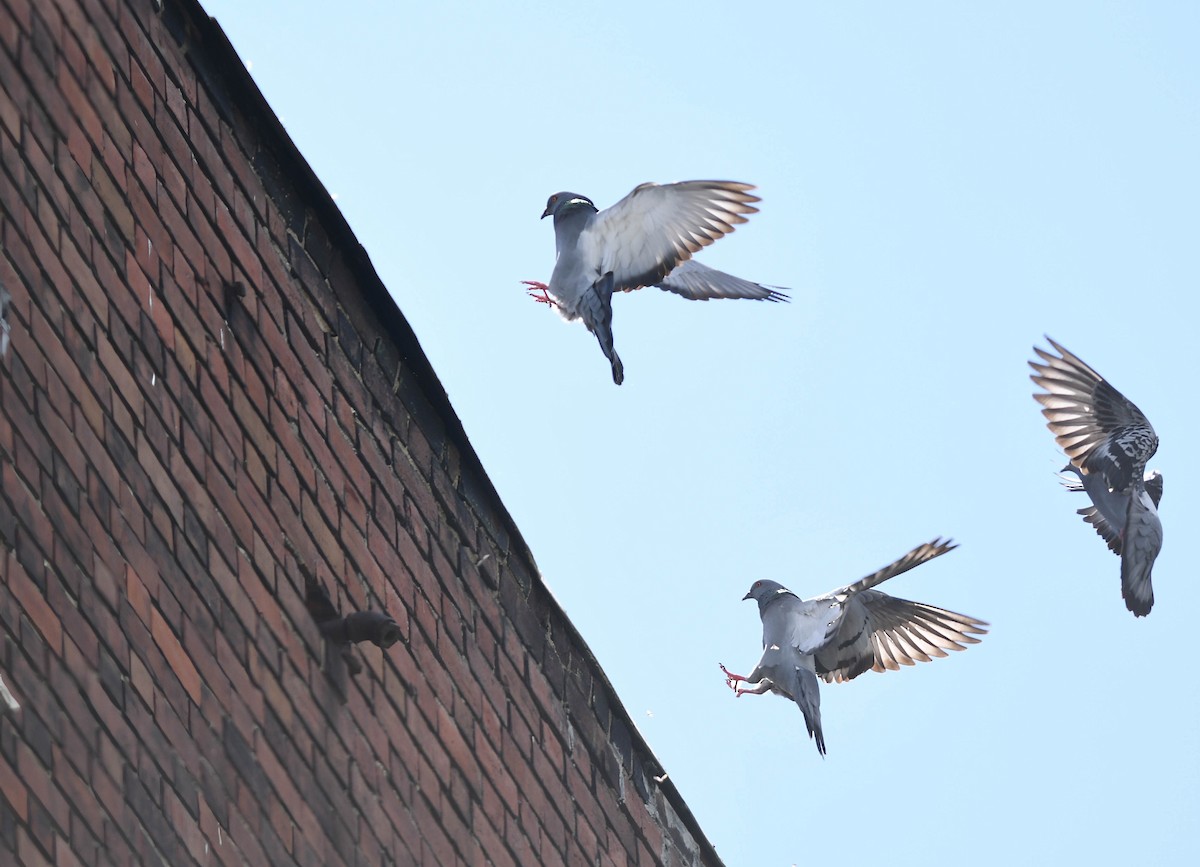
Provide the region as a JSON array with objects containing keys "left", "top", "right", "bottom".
[{"left": 201, "top": 3, "right": 1199, "bottom": 864}]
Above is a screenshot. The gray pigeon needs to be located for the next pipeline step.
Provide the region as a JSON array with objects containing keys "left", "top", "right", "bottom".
[
  {"left": 523, "top": 180, "right": 788, "bottom": 385},
  {"left": 1030, "top": 338, "right": 1163, "bottom": 617},
  {"left": 0, "top": 282, "right": 10, "bottom": 358},
  {"left": 721, "top": 539, "right": 987, "bottom": 756}
]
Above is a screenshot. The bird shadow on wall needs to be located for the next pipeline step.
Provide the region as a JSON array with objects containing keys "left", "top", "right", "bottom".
[{"left": 286, "top": 538, "right": 405, "bottom": 698}]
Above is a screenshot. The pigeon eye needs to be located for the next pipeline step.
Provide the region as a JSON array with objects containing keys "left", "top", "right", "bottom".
[{"left": 752, "top": 580, "right": 762, "bottom": 589}]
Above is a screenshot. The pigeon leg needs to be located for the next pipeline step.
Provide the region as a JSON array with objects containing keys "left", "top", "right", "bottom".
[
  {"left": 521, "top": 280, "right": 557, "bottom": 308},
  {"left": 720, "top": 664, "right": 771, "bottom": 698},
  {"left": 732, "top": 682, "right": 772, "bottom": 698}
]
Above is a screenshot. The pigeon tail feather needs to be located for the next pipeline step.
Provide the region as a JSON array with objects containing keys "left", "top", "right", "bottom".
[
  {"left": 1120, "top": 489, "right": 1162, "bottom": 617},
  {"left": 579, "top": 272, "right": 623, "bottom": 384},
  {"left": 793, "top": 666, "right": 826, "bottom": 757}
]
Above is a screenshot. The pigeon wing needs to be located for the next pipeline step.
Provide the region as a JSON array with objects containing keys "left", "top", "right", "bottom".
[
  {"left": 1077, "top": 504, "right": 1125, "bottom": 555},
  {"left": 807, "top": 539, "right": 985, "bottom": 683},
  {"left": 832, "top": 538, "right": 958, "bottom": 598},
  {"left": 1061, "top": 471, "right": 1129, "bottom": 554},
  {"left": 1030, "top": 337, "right": 1158, "bottom": 491},
  {"left": 814, "top": 591, "right": 988, "bottom": 683},
  {"left": 581, "top": 181, "right": 760, "bottom": 292},
  {"left": 655, "top": 259, "right": 789, "bottom": 302}
]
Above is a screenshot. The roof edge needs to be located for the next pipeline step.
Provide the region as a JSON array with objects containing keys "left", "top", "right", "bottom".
[{"left": 169, "top": 1, "right": 722, "bottom": 861}]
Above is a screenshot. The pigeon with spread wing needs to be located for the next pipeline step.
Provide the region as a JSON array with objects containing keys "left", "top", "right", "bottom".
[
  {"left": 1030, "top": 338, "right": 1163, "bottom": 617},
  {"left": 523, "top": 180, "right": 788, "bottom": 384},
  {"left": 720, "top": 539, "right": 987, "bottom": 756}
]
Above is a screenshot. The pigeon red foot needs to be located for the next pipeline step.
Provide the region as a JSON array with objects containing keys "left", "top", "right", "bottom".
[
  {"left": 732, "top": 539, "right": 987, "bottom": 757},
  {"left": 532, "top": 180, "right": 789, "bottom": 384},
  {"left": 521, "top": 280, "right": 556, "bottom": 307},
  {"left": 718, "top": 663, "right": 746, "bottom": 691}
]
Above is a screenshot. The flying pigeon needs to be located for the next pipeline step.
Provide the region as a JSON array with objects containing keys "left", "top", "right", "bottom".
[
  {"left": 1030, "top": 338, "right": 1163, "bottom": 616},
  {"left": 523, "top": 180, "right": 788, "bottom": 385},
  {"left": 720, "top": 538, "right": 987, "bottom": 756}
]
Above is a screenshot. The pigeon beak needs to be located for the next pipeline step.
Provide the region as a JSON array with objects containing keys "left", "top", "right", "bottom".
[
  {"left": 742, "top": 591, "right": 753, "bottom": 602},
  {"left": 540, "top": 206, "right": 552, "bottom": 219}
]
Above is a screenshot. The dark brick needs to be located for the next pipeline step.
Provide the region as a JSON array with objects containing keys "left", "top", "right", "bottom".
[
  {"left": 122, "top": 764, "right": 184, "bottom": 866},
  {"left": 96, "top": 649, "right": 124, "bottom": 712}
]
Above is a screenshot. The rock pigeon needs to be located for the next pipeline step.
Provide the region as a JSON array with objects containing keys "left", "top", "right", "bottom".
[
  {"left": 1030, "top": 338, "right": 1163, "bottom": 617},
  {"left": 523, "top": 180, "right": 788, "bottom": 385},
  {"left": 720, "top": 539, "right": 987, "bottom": 756}
]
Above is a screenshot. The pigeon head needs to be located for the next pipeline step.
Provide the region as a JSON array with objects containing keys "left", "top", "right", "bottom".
[
  {"left": 541, "top": 192, "right": 596, "bottom": 220},
  {"left": 742, "top": 579, "right": 794, "bottom": 613}
]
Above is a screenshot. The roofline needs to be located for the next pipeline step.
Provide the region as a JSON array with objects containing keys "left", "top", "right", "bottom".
[{"left": 166, "top": 1, "right": 723, "bottom": 862}]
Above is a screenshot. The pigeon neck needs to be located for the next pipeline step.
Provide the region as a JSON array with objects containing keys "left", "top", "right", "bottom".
[
  {"left": 554, "top": 202, "right": 596, "bottom": 226},
  {"left": 757, "top": 589, "right": 796, "bottom": 616},
  {"left": 552, "top": 205, "right": 595, "bottom": 255}
]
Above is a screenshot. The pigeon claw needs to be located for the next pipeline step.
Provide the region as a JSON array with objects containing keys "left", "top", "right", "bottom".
[
  {"left": 521, "top": 280, "right": 556, "bottom": 308},
  {"left": 719, "top": 663, "right": 747, "bottom": 694}
]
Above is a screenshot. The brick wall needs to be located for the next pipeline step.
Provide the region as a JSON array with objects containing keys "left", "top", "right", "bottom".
[{"left": 0, "top": 0, "right": 722, "bottom": 864}]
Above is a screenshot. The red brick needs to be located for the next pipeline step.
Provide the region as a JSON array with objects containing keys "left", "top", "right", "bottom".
[
  {"left": 149, "top": 607, "right": 200, "bottom": 707},
  {"left": 16, "top": 738, "right": 69, "bottom": 835},
  {"left": 255, "top": 737, "right": 321, "bottom": 849},
  {"left": 0, "top": 751, "right": 28, "bottom": 821},
  {"left": 127, "top": 648, "right": 153, "bottom": 709},
  {"left": 8, "top": 553, "right": 62, "bottom": 652},
  {"left": 229, "top": 384, "right": 271, "bottom": 467}
]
